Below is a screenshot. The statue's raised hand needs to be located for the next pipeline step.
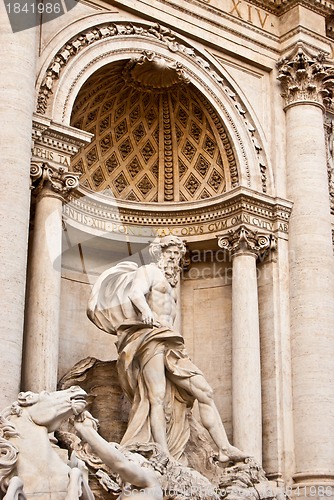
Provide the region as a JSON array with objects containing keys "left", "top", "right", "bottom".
[{"left": 73, "top": 410, "right": 99, "bottom": 433}]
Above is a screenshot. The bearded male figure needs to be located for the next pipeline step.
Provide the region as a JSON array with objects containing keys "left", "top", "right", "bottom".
[{"left": 87, "top": 235, "right": 247, "bottom": 463}]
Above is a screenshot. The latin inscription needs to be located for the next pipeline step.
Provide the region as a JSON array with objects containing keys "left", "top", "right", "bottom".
[
  {"left": 196, "top": 0, "right": 275, "bottom": 31},
  {"left": 63, "top": 205, "right": 288, "bottom": 238},
  {"left": 33, "top": 147, "right": 70, "bottom": 166}
]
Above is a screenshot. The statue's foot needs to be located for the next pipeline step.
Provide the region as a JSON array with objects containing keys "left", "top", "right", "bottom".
[{"left": 218, "top": 445, "right": 250, "bottom": 463}]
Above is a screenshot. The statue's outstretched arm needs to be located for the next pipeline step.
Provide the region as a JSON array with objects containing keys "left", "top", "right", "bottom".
[{"left": 74, "top": 412, "right": 160, "bottom": 492}]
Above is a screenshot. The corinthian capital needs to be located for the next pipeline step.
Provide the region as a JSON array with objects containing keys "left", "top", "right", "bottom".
[
  {"left": 277, "top": 46, "right": 334, "bottom": 108},
  {"left": 217, "top": 225, "right": 276, "bottom": 258},
  {"left": 30, "top": 163, "right": 80, "bottom": 199}
]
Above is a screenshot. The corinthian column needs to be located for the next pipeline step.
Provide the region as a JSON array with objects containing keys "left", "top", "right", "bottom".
[
  {"left": 277, "top": 46, "right": 334, "bottom": 491},
  {"left": 0, "top": 4, "right": 37, "bottom": 408},
  {"left": 218, "top": 226, "right": 276, "bottom": 463},
  {"left": 22, "top": 164, "right": 79, "bottom": 393}
]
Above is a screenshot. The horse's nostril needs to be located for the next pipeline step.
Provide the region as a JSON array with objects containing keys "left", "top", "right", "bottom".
[{"left": 70, "top": 386, "right": 81, "bottom": 391}]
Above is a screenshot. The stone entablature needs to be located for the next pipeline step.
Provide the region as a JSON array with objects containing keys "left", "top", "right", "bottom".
[
  {"left": 30, "top": 163, "right": 80, "bottom": 199},
  {"left": 63, "top": 187, "right": 292, "bottom": 242},
  {"left": 186, "top": 0, "right": 334, "bottom": 17},
  {"left": 32, "top": 115, "right": 92, "bottom": 170}
]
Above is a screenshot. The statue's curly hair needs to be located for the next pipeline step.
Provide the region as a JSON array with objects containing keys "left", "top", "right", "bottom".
[{"left": 148, "top": 235, "right": 186, "bottom": 261}]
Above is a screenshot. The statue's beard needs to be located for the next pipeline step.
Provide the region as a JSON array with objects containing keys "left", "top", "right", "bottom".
[{"left": 158, "top": 259, "right": 180, "bottom": 287}]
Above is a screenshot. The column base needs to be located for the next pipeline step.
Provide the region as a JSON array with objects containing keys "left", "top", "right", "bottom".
[{"left": 290, "top": 473, "right": 334, "bottom": 499}]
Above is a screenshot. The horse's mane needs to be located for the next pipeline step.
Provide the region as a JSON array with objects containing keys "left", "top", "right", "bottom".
[{"left": 0, "top": 404, "right": 20, "bottom": 494}]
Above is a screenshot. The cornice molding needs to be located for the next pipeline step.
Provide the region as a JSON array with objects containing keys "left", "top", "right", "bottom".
[
  {"left": 246, "top": 0, "right": 334, "bottom": 16},
  {"left": 62, "top": 186, "right": 292, "bottom": 242}
]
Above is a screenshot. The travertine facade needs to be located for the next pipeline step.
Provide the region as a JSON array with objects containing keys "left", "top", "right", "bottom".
[{"left": 1, "top": 0, "right": 334, "bottom": 498}]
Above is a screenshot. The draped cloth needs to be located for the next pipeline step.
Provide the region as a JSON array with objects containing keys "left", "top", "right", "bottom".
[{"left": 87, "top": 262, "right": 203, "bottom": 460}]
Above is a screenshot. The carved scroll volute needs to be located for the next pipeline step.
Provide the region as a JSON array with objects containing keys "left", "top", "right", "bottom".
[
  {"left": 217, "top": 224, "right": 277, "bottom": 259},
  {"left": 30, "top": 163, "right": 80, "bottom": 200}
]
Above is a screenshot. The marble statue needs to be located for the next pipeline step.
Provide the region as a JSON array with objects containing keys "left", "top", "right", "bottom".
[
  {"left": 87, "top": 235, "right": 248, "bottom": 463},
  {"left": 0, "top": 386, "right": 94, "bottom": 500},
  {"left": 73, "top": 410, "right": 163, "bottom": 499}
]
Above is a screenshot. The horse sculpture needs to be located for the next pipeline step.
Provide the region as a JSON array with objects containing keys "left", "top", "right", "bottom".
[{"left": 0, "top": 386, "right": 94, "bottom": 500}]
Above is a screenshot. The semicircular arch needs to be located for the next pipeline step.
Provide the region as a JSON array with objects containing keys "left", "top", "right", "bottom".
[{"left": 35, "top": 18, "right": 273, "bottom": 198}]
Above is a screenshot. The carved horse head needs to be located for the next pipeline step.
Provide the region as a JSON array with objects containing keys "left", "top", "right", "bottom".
[
  {"left": 0, "top": 386, "right": 93, "bottom": 500},
  {"left": 9, "top": 386, "right": 88, "bottom": 431}
]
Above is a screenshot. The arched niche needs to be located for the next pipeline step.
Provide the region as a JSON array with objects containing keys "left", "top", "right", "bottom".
[{"left": 35, "top": 19, "right": 274, "bottom": 198}]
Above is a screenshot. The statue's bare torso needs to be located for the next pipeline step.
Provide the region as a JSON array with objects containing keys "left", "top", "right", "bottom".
[
  {"left": 144, "top": 264, "right": 177, "bottom": 328},
  {"left": 129, "top": 261, "right": 178, "bottom": 329}
]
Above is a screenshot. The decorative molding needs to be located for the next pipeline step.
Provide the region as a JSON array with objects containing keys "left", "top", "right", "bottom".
[
  {"left": 162, "top": 94, "right": 174, "bottom": 201},
  {"left": 62, "top": 186, "right": 292, "bottom": 241},
  {"left": 238, "top": 0, "right": 334, "bottom": 16},
  {"left": 217, "top": 224, "right": 277, "bottom": 257},
  {"left": 30, "top": 163, "right": 80, "bottom": 199},
  {"left": 122, "top": 51, "right": 190, "bottom": 92},
  {"left": 277, "top": 45, "right": 334, "bottom": 109}
]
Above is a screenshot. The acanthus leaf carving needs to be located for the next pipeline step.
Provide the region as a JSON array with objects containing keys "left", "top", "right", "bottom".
[
  {"left": 122, "top": 51, "right": 190, "bottom": 93},
  {"left": 277, "top": 46, "right": 334, "bottom": 108}
]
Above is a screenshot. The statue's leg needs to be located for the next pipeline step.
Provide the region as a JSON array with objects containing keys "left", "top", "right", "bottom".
[
  {"left": 168, "top": 372, "right": 249, "bottom": 462},
  {"left": 65, "top": 467, "right": 94, "bottom": 500},
  {"left": 3, "top": 477, "right": 26, "bottom": 500},
  {"left": 142, "top": 353, "right": 169, "bottom": 454}
]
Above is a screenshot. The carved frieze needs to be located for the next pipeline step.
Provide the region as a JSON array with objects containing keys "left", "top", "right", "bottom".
[
  {"left": 62, "top": 187, "right": 291, "bottom": 242},
  {"left": 277, "top": 46, "right": 334, "bottom": 109},
  {"left": 217, "top": 224, "right": 277, "bottom": 258}
]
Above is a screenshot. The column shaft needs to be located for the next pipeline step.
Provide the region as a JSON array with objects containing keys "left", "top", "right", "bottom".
[
  {"left": 286, "top": 103, "right": 334, "bottom": 477},
  {"left": 22, "top": 192, "right": 63, "bottom": 392},
  {"left": 0, "top": 5, "right": 37, "bottom": 407},
  {"left": 232, "top": 250, "right": 262, "bottom": 463}
]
